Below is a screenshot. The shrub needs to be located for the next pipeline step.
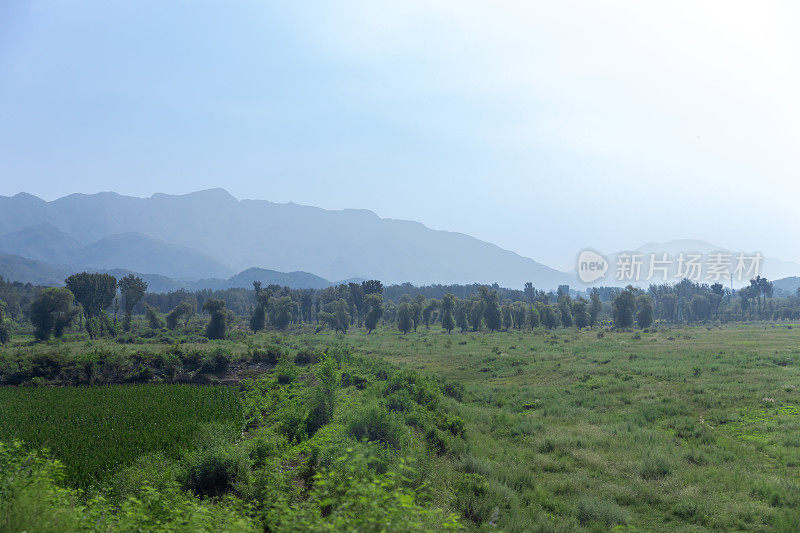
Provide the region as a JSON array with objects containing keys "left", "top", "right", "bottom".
[
  {"left": 346, "top": 403, "right": 407, "bottom": 449},
  {"left": 181, "top": 445, "right": 249, "bottom": 498}
]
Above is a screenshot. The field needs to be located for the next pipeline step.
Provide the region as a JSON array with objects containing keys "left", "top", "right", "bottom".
[
  {"left": 1, "top": 324, "right": 800, "bottom": 530},
  {"left": 332, "top": 324, "right": 800, "bottom": 530},
  {"left": 0, "top": 385, "right": 242, "bottom": 489}
]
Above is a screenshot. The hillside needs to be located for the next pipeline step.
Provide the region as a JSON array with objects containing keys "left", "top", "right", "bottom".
[{"left": 0, "top": 190, "right": 570, "bottom": 288}]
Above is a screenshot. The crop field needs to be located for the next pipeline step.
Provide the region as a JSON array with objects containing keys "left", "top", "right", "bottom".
[{"left": 0, "top": 384, "right": 242, "bottom": 489}]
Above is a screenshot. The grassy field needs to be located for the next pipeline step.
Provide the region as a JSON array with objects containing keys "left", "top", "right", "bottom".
[
  {"left": 1, "top": 324, "right": 799, "bottom": 530},
  {"left": 0, "top": 384, "right": 242, "bottom": 489},
  {"left": 298, "top": 324, "right": 800, "bottom": 530}
]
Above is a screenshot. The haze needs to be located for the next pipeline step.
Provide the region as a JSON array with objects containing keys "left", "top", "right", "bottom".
[{"left": 1, "top": 1, "right": 798, "bottom": 269}]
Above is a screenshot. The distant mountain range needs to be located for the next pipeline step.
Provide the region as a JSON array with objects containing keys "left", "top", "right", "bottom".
[
  {"left": 1, "top": 190, "right": 798, "bottom": 292},
  {"left": 0, "top": 252, "right": 354, "bottom": 292},
  {"left": 0, "top": 189, "right": 571, "bottom": 288}
]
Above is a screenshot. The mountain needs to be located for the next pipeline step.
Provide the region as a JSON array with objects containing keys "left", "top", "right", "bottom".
[
  {"left": 0, "top": 190, "right": 571, "bottom": 288},
  {"left": 0, "top": 252, "right": 72, "bottom": 286},
  {"left": 773, "top": 277, "right": 800, "bottom": 296},
  {"left": 0, "top": 254, "right": 353, "bottom": 292},
  {"left": 0, "top": 224, "right": 233, "bottom": 280}
]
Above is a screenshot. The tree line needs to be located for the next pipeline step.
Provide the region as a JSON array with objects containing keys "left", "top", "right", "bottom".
[{"left": 2, "top": 272, "right": 800, "bottom": 345}]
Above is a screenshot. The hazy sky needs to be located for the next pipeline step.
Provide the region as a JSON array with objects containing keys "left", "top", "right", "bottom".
[{"left": 1, "top": 1, "right": 798, "bottom": 269}]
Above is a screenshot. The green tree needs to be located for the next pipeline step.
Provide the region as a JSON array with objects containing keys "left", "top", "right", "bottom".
[
  {"left": 636, "top": 295, "right": 654, "bottom": 328},
  {"left": 511, "top": 302, "right": 527, "bottom": 329},
  {"left": 440, "top": 294, "right": 456, "bottom": 333},
  {"left": 396, "top": 302, "right": 414, "bottom": 334},
  {"left": 479, "top": 287, "right": 502, "bottom": 332},
  {"left": 166, "top": 300, "right": 194, "bottom": 330},
  {"left": 612, "top": 288, "right": 636, "bottom": 328},
  {"left": 689, "top": 294, "right": 711, "bottom": 322},
  {"left": 144, "top": 303, "right": 164, "bottom": 329},
  {"left": 0, "top": 300, "right": 11, "bottom": 344},
  {"left": 541, "top": 305, "right": 558, "bottom": 329},
  {"left": 202, "top": 299, "right": 229, "bottom": 340},
  {"left": 455, "top": 300, "right": 470, "bottom": 332},
  {"left": 349, "top": 283, "right": 365, "bottom": 327},
  {"left": 528, "top": 306, "right": 540, "bottom": 328},
  {"left": 118, "top": 274, "right": 147, "bottom": 331},
  {"left": 30, "top": 287, "right": 78, "bottom": 340},
  {"left": 65, "top": 272, "right": 117, "bottom": 319},
  {"left": 319, "top": 299, "right": 351, "bottom": 333},
  {"left": 270, "top": 296, "right": 296, "bottom": 330},
  {"left": 250, "top": 282, "right": 269, "bottom": 332},
  {"left": 572, "top": 298, "right": 590, "bottom": 329},
  {"left": 364, "top": 293, "right": 384, "bottom": 334},
  {"left": 589, "top": 289, "right": 602, "bottom": 327},
  {"left": 469, "top": 300, "right": 484, "bottom": 331},
  {"left": 422, "top": 299, "right": 439, "bottom": 328}
]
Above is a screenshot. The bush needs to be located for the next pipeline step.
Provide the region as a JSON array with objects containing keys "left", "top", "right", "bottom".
[
  {"left": 199, "top": 349, "right": 232, "bottom": 375},
  {"left": 181, "top": 445, "right": 249, "bottom": 498},
  {"left": 346, "top": 403, "right": 407, "bottom": 449}
]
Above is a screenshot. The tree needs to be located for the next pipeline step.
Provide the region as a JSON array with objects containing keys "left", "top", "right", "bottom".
[
  {"left": 422, "top": 299, "right": 439, "bottom": 328},
  {"left": 480, "top": 287, "right": 502, "bottom": 332},
  {"left": 541, "top": 305, "right": 558, "bottom": 329},
  {"left": 0, "top": 300, "right": 11, "bottom": 345},
  {"left": 118, "top": 274, "right": 147, "bottom": 331},
  {"left": 203, "top": 299, "right": 229, "bottom": 340},
  {"left": 589, "top": 289, "right": 602, "bottom": 327},
  {"left": 364, "top": 293, "right": 384, "bottom": 334},
  {"left": 250, "top": 282, "right": 269, "bottom": 332},
  {"left": 30, "top": 288, "right": 78, "bottom": 341},
  {"left": 660, "top": 293, "right": 677, "bottom": 322},
  {"left": 319, "top": 299, "right": 351, "bottom": 333},
  {"left": 440, "top": 294, "right": 456, "bottom": 333},
  {"left": 65, "top": 273, "right": 117, "bottom": 319},
  {"left": 144, "top": 303, "right": 164, "bottom": 329},
  {"left": 299, "top": 290, "right": 314, "bottom": 323},
  {"left": 636, "top": 295, "right": 654, "bottom": 329},
  {"left": 469, "top": 300, "right": 484, "bottom": 331},
  {"left": 270, "top": 296, "right": 296, "bottom": 330},
  {"left": 166, "top": 300, "right": 194, "bottom": 330},
  {"left": 396, "top": 302, "right": 414, "bottom": 334},
  {"left": 511, "top": 302, "right": 526, "bottom": 330},
  {"left": 612, "top": 288, "right": 636, "bottom": 328},
  {"left": 412, "top": 295, "right": 424, "bottom": 332},
  {"left": 558, "top": 296, "right": 573, "bottom": 328},
  {"left": 528, "top": 306, "right": 540, "bottom": 328},
  {"left": 361, "top": 280, "right": 383, "bottom": 295},
  {"left": 572, "top": 298, "right": 590, "bottom": 329},
  {"left": 689, "top": 294, "right": 711, "bottom": 322},
  {"left": 349, "top": 283, "right": 365, "bottom": 327},
  {"left": 455, "top": 300, "right": 470, "bottom": 332}
]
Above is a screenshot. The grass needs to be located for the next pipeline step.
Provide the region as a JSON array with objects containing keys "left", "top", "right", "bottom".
[
  {"left": 0, "top": 384, "right": 242, "bottom": 489},
  {"left": 2, "top": 323, "right": 800, "bottom": 530}
]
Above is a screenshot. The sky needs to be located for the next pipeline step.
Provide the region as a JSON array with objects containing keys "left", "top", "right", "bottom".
[{"left": 1, "top": 1, "right": 799, "bottom": 270}]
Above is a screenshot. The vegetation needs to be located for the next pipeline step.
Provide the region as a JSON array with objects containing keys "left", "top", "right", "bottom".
[{"left": 2, "top": 272, "right": 800, "bottom": 530}]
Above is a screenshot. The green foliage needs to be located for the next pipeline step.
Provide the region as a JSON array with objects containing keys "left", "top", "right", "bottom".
[
  {"left": 269, "top": 296, "right": 296, "bottom": 330},
  {"left": 203, "top": 298, "right": 229, "bottom": 340},
  {"left": 144, "top": 303, "right": 164, "bottom": 329},
  {"left": 65, "top": 272, "right": 117, "bottom": 319},
  {"left": 29, "top": 287, "right": 78, "bottom": 340},
  {"left": 364, "top": 293, "right": 384, "bottom": 333},
  {"left": 612, "top": 287, "right": 636, "bottom": 328},
  {"left": 396, "top": 301, "right": 414, "bottom": 334},
  {"left": 118, "top": 274, "right": 147, "bottom": 331},
  {"left": 318, "top": 299, "right": 350, "bottom": 333},
  {"left": 346, "top": 403, "right": 408, "bottom": 448},
  {"left": 167, "top": 299, "right": 195, "bottom": 330}
]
